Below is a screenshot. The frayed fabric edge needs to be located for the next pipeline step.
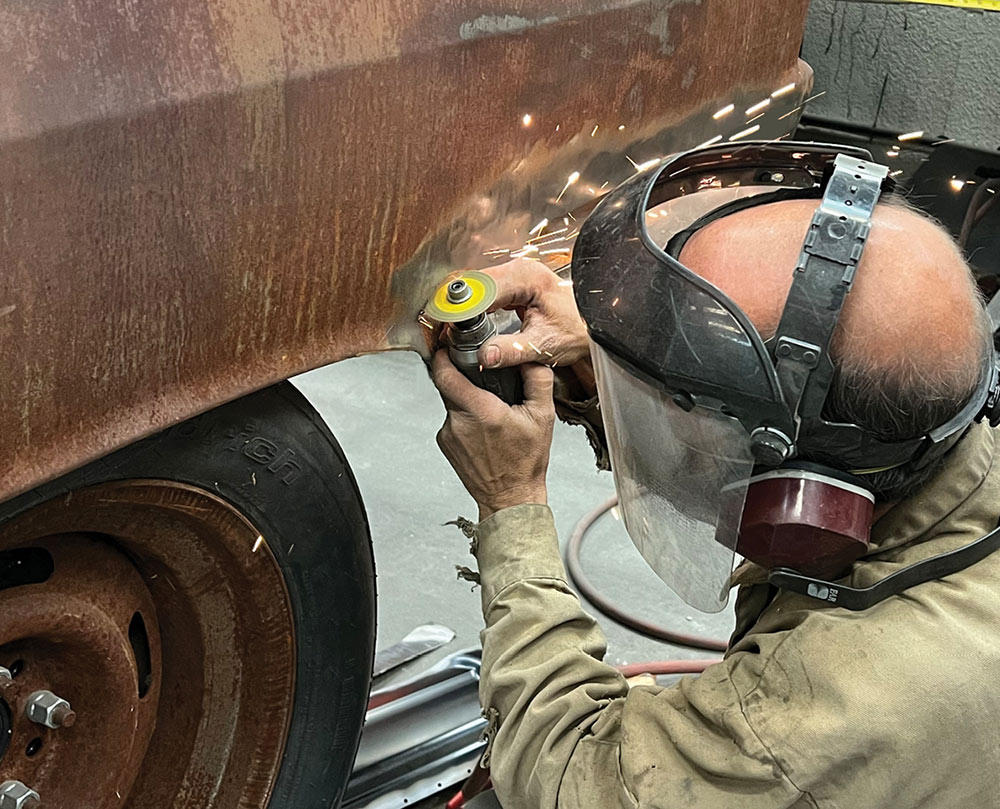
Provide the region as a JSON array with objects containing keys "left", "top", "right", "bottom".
[
  {"left": 455, "top": 564, "right": 481, "bottom": 585},
  {"left": 446, "top": 516, "right": 481, "bottom": 585}
]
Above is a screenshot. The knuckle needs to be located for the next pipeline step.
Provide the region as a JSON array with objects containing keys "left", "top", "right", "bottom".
[
  {"left": 484, "top": 418, "right": 507, "bottom": 437},
  {"left": 517, "top": 257, "right": 551, "bottom": 281},
  {"left": 535, "top": 331, "right": 554, "bottom": 350},
  {"left": 537, "top": 268, "right": 558, "bottom": 290}
]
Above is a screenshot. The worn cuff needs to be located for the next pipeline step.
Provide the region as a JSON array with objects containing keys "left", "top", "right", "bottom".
[
  {"left": 553, "top": 364, "right": 610, "bottom": 471},
  {"left": 475, "top": 504, "right": 568, "bottom": 609}
]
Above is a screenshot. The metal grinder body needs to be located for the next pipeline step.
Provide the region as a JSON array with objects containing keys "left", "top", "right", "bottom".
[{"left": 426, "top": 276, "right": 524, "bottom": 406}]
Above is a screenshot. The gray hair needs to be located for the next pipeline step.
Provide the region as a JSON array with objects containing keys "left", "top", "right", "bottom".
[{"left": 822, "top": 199, "right": 994, "bottom": 502}]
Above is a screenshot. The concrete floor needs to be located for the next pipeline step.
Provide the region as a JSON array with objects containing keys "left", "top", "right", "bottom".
[{"left": 294, "top": 351, "right": 735, "bottom": 805}]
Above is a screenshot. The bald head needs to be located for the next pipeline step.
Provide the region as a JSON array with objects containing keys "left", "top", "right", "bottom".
[
  {"left": 680, "top": 198, "right": 985, "bottom": 395},
  {"left": 679, "top": 197, "right": 990, "bottom": 499}
]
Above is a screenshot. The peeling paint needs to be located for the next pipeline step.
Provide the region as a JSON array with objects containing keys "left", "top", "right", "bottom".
[
  {"left": 645, "top": 0, "right": 702, "bottom": 56},
  {"left": 459, "top": 13, "right": 559, "bottom": 40}
]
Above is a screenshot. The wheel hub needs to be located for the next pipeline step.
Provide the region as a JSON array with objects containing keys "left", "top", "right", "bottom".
[
  {"left": 0, "top": 535, "right": 158, "bottom": 806},
  {"left": 0, "top": 481, "right": 295, "bottom": 808}
]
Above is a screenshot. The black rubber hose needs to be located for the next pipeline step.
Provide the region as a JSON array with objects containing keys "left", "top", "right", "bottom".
[{"left": 564, "top": 495, "right": 729, "bottom": 653}]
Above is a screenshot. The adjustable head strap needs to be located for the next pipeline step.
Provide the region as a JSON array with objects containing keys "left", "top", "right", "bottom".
[{"left": 770, "top": 155, "right": 890, "bottom": 445}]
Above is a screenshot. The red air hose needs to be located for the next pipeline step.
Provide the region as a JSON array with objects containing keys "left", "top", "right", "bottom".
[{"left": 616, "top": 659, "right": 719, "bottom": 678}]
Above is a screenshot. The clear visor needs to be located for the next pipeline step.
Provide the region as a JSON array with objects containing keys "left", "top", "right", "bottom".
[
  {"left": 646, "top": 182, "right": 782, "bottom": 245},
  {"left": 592, "top": 345, "right": 755, "bottom": 612}
]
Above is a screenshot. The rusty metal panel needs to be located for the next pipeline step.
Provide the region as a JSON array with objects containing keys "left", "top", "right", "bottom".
[{"left": 0, "top": 0, "right": 812, "bottom": 502}]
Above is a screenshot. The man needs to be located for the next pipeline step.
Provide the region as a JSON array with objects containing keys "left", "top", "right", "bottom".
[{"left": 431, "top": 144, "right": 1000, "bottom": 808}]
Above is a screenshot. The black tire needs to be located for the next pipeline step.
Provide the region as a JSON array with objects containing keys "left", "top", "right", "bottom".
[{"left": 0, "top": 382, "right": 376, "bottom": 808}]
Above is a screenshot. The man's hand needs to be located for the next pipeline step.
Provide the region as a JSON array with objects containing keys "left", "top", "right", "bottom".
[
  {"left": 478, "top": 258, "right": 589, "bottom": 370},
  {"left": 432, "top": 349, "right": 555, "bottom": 520}
]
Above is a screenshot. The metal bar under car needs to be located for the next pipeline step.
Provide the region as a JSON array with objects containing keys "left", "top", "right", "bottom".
[{"left": 343, "top": 650, "right": 487, "bottom": 809}]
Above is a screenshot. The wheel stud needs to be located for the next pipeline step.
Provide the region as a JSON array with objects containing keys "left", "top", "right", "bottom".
[
  {"left": 0, "top": 780, "right": 40, "bottom": 808},
  {"left": 24, "top": 691, "right": 75, "bottom": 729}
]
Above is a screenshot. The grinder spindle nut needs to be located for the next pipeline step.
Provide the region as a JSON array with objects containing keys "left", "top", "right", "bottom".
[{"left": 424, "top": 271, "right": 498, "bottom": 323}]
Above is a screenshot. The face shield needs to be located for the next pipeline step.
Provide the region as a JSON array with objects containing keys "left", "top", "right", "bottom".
[
  {"left": 573, "top": 143, "right": 883, "bottom": 611},
  {"left": 591, "top": 344, "right": 755, "bottom": 611}
]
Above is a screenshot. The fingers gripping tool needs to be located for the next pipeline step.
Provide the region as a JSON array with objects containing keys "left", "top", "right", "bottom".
[{"left": 424, "top": 272, "right": 524, "bottom": 405}]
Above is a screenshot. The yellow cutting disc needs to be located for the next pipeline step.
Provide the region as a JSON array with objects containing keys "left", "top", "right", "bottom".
[{"left": 423, "top": 271, "right": 498, "bottom": 323}]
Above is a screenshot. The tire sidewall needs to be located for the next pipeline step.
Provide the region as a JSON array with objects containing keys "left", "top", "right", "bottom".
[{"left": 0, "top": 383, "right": 376, "bottom": 808}]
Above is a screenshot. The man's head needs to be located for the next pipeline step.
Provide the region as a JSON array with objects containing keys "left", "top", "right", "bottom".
[{"left": 679, "top": 197, "right": 993, "bottom": 501}]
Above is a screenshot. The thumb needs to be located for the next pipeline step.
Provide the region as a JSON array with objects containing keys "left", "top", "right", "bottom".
[
  {"left": 520, "top": 362, "right": 555, "bottom": 422},
  {"left": 479, "top": 332, "right": 546, "bottom": 369},
  {"left": 522, "top": 361, "right": 554, "bottom": 404}
]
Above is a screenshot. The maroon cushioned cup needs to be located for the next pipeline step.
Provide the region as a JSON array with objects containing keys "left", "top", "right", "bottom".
[{"left": 737, "top": 470, "right": 874, "bottom": 578}]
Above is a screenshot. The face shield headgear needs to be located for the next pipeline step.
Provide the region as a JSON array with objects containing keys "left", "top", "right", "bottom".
[{"left": 572, "top": 142, "right": 998, "bottom": 612}]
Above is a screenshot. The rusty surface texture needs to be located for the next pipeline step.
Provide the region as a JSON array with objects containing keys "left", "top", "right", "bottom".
[
  {"left": 0, "top": 535, "right": 161, "bottom": 807},
  {"left": 0, "top": 0, "right": 812, "bottom": 501},
  {"left": 0, "top": 481, "right": 295, "bottom": 807}
]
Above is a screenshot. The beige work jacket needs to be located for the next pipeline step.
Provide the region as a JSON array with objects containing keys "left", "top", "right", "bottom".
[{"left": 474, "top": 422, "right": 1000, "bottom": 809}]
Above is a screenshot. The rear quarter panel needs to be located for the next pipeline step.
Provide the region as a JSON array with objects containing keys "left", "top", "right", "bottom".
[{"left": 0, "top": 0, "right": 812, "bottom": 501}]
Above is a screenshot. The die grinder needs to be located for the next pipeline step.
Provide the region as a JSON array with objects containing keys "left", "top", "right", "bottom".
[{"left": 424, "top": 271, "right": 524, "bottom": 405}]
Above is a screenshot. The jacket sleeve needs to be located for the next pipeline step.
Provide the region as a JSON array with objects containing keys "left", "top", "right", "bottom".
[{"left": 474, "top": 505, "right": 811, "bottom": 809}]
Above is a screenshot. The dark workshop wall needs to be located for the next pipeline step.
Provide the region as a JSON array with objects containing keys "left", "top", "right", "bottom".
[{"left": 802, "top": 0, "right": 1000, "bottom": 148}]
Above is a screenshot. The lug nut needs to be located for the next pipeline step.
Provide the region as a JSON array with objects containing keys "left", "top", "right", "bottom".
[
  {"left": 25, "top": 690, "right": 76, "bottom": 729},
  {"left": 0, "top": 780, "right": 40, "bottom": 809},
  {"left": 0, "top": 667, "right": 11, "bottom": 684}
]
